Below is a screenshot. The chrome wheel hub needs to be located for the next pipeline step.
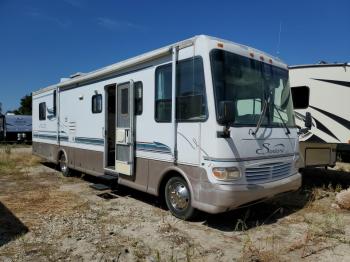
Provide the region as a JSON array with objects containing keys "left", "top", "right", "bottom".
[
  {"left": 60, "top": 155, "right": 67, "bottom": 173},
  {"left": 168, "top": 182, "right": 189, "bottom": 211}
]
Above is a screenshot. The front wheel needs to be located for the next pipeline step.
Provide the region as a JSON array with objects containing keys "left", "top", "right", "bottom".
[
  {"left": 59, "top": 153, "right": 71, "bottom": 177},
  {"left": 165, "top": 176, "right": 196, "bottom": 220}
]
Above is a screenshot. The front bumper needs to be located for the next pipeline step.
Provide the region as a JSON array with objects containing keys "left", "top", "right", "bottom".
[{"left": 192, "top": 172, "right": 301, "bottom": 214}]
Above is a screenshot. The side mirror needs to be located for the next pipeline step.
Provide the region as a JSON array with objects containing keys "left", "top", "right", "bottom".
[
  {"left": 218, "top": 101, "right": 235, "bottom": 126},
  {"left": 305, "top": 112, "right": 312, "bottom": 129}
]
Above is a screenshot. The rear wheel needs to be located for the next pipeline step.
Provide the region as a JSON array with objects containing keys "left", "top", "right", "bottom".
[
  {"left": 59, "top": 153, "right": 71, "bottom": 177},
  {"left": 165, "top": 176, "right": 196, "bottom": 220}
]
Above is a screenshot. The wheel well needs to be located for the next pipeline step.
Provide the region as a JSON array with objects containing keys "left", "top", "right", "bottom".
[
  {"left": 57, "top": 150, "right": 65, "bottom": 162},
  {"left": 158, "top": 170, "right": 183, "bottom": 202}
]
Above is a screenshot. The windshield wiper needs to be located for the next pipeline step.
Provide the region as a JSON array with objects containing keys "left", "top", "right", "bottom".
[
  {"left": 252, "top": 98, "right": 268, "bottom": 135},
  {"left": 273, "top": 105, "right": 290, "bottom": 135}
]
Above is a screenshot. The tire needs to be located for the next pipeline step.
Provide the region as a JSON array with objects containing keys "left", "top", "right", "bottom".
[
  {"left": 165, "top": 176, "right": 196, "bottom": 220},
  {"left": 59, "top": 152, "right": 71, "bottom": 177}
]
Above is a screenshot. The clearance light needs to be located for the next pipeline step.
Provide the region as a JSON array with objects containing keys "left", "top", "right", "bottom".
[
  {"left": 348, "top": 139, "right": 350, "bottom": 144},
  {"left": 260, "top": 56, "right": 264, "bottom": 61},
  {"left": 212, "top": 167, "right": 241, "bottom": 181},
  {"left": 217, "top": 43, "right": 224, "bottom": 48},
  {"left": 249, "top": 52, "right": 254, "bottom": 58},
  {"left": 269, "top": 59, "right": 273, "bottom": 64}
]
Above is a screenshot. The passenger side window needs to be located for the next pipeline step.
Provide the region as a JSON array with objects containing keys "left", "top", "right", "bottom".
[
  {"left": 92, "top": 94, "right": 102, "bottom": 114},
  {"left": 135, "top": 81, "right": 143, "bottom": 115},
  {"left": 154, "top": 57, "right": 207, "bottom": 122},
  {"left": 39, "top": 102, "right": 46, "bottom": 120},
  {"left": 155, "top": 64, "right": 172, "bottom": 122},
  {"left": 176, "top": 57, "right": 206, "bottom": 122}
]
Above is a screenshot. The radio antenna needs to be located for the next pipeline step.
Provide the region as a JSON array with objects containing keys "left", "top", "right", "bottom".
[{"left": 276, "top": 22, "right": 282, "bottom": 56}]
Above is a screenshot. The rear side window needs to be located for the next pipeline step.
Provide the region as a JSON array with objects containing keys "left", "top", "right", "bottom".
[
  {"left": 39, "top": 102, "right": 46, "bottom": 120},
  {"left": 92, "top": 94, "right": 102, "bottom": 113}
]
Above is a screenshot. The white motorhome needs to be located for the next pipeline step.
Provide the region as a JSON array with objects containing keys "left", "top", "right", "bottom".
[
  {"left": 32, "top": 35, "right": 301, "bottom": 220},
  {"left": 290, "top": 63, "right": 350, "bottom": 166}
]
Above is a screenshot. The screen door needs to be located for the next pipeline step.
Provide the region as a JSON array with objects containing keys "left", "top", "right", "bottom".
[{"left": 115, "top": 81, "right": 134, "bottom": 176}]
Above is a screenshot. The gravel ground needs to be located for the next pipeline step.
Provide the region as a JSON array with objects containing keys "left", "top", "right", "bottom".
[{"left": 1, "top": 147, "right": 350, "bottom": 261}]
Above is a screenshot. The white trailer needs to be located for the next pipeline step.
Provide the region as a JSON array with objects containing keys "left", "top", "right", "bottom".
[
  {"left": 32, "top": 35, "right": 301, "bottom": 219},
  {"left": 290, "top": 63, "right": 350, "bottom": 167}
]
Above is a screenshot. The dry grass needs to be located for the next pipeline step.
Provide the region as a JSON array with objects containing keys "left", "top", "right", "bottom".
[
  {"left": 242, "top": 208, "right": 347, "bottom": 260},
  {"left": 158, "top": 222, "right": 191, "bottom": 246},
  {"left": 300, "top": 184, "right": 343, "bottom": 214},
  {"left": 2, "top": 148, "right": 350, "bottom": 261},
  {"left": 0, "top": 147, "right": 89, "bottom": 228},
  {"left": 0, "top": 147, "right": 41, "bottom": 175},
  {"left": 2, "top": 188, "right": 88, "bottom": 214},
  {"left": 240, "top": 233, "right": 283, "bottom": 262},
  {"left": 246, "top": 184, "right": 350, "bottom": 260},
  {"left": 287, "top": 210, "right": 347, "bottom": 258}
]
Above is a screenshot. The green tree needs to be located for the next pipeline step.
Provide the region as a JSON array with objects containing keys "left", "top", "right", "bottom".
[{"left": 14, "top": 94, "right": 32, "bottom": 115}]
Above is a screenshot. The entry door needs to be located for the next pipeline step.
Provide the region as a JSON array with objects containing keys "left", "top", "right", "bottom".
[{"left": 115, "top": 81, "right": 134, "bottom": 176}]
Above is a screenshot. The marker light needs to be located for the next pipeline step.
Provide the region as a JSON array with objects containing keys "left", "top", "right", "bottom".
[
  {"left": 260, "top": 56, "right": 264, "bottom": 61},
  {"left": 212, "top": 167, "right": 241, "bottom": 181},
  {"left": 249, "top": 53, "right": 254, "bottom": 58},
  {"left": 269, "top": 59, "right": 273, "bottom": 64},
  {"left": 217, "top": 43, "right": 224, "bottom": 48}
]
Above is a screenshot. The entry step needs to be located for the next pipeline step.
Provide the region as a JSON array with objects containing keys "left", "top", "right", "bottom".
[
  {"left": 90, "top": 183, "right": 110, "bottom": 191},
  {"left": 100, "top": 174, "right": 118, "bottom": 181}
]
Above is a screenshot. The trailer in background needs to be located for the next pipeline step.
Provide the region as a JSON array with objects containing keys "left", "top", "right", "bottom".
[
  {"left": 1, "top": 114, "right": 32, "bottom": 143},
  {"left": 290, "top": 62, "right": 350, "bottom": 167},
  {"left": 0, "top": 114, "right": 4, "bottom": 141}
]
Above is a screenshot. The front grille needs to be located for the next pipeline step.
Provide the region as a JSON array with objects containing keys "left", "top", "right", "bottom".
[{"left": 245, "top": 162, "right": 292, "bottom": 183}]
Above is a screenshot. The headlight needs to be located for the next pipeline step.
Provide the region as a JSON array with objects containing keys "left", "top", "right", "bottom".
[{"left": 212, "top": 167, "right": 241, "bottom": 181}]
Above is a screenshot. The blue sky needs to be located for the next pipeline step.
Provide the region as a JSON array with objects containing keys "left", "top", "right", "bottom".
[{"left": 0, "top": 0, "right": 349, "bottom": 112}]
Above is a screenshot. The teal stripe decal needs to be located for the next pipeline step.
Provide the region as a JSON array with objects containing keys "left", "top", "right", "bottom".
[
  {"left": 136, "top": 142, "right": 172, "bottom": 155},
  {"left": 33, "top": 135, "right": 171, "bottom": 155},
  {"left": 75, "top": 137, "right": 104, "bottom": 145}
]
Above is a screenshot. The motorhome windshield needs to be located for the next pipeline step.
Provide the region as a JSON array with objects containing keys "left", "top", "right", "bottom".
[{"left": 211, "top": 49, "right": 295, "bottom": 127}]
